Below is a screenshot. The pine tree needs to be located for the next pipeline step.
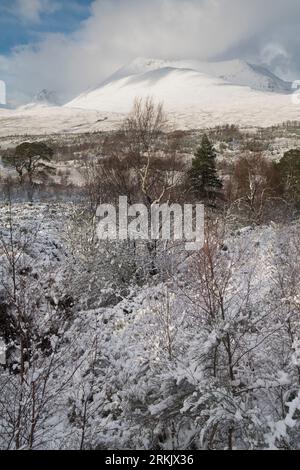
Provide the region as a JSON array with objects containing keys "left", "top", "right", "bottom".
[
  {"left": 2, "top": 142, "right": 54, "bottom": 201},
  {"left": 188, "top": 134, "right": 222, "bottom": 199}
]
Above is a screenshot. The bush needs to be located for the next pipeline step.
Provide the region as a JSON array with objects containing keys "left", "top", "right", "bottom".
[{"left": 276, "top": 149, "right": 300, "bottom": 205}]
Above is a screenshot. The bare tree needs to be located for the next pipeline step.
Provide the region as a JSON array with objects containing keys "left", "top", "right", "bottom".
[
  {"left": 0, "top": 194, "right": 81, "bottom": 449},
  {"left": 225, "top": 153, "right": 283, "bottom": 224}
]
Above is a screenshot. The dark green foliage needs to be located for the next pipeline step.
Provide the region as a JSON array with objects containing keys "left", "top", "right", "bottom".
[
  {"left": 13, "top": 142, "right": 54, "bottom": 180},
  {"left": 276, "top": 148, "right": 300, "bottom": 203},
  {"left": 2, "top": 142, "right": 55, "bottom": 201},
  {"left": 188, "top": 134, "right": 223, "bottom": 199}
]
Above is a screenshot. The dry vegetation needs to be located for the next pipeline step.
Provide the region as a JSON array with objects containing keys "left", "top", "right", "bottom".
[{"left": 1, "top": 100, "right": 300, "bottom": 449}]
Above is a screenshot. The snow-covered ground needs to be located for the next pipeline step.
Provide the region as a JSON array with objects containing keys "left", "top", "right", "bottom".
[
  {"left": 1, "top": 57, "right": 300, "bottom": 451},
  {"left": 1, "top": 202, "right": 300, "bottom": 449},
  {"left": 0, "top": 105, "right": 123, "bottom": 137}
]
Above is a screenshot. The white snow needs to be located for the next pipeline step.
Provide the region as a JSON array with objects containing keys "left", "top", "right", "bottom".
[
  {"left": 0, "top": 340, "right": 5, "bottom": 365},
  {"left": 66, "top": 63, "right": 299, "bottom": 130},
  {"left": 0, "top": 105, "right": 123, "bottom": 137},
  {"left": 102, "top": 57, "right": 291, "bottom": 92},
  {"left": 0, "top": 58, "right": 299, "bottom": 136}
]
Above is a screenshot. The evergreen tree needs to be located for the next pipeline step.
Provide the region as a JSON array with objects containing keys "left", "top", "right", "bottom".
[
  {"left": 2, "top": 142, "right": 54, "bottom": 201},
  {"left": 188, "top": 134, "right": 222, "bottom": 198}
]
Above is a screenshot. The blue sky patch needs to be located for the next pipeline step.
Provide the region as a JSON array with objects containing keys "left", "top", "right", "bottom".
[{"left": 0, "top": 0, "right": 92, "bottom": 54}]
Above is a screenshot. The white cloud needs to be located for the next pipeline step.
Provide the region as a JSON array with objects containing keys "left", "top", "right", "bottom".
[
  {"left": 1, "top": 0, "right": 300, "bottom": 105},
  {"left": 260, "top": 43, "right": 292, "bottom": 79},
  {"left": 14, "top": 0, "right": 59, "bottom": 23}
]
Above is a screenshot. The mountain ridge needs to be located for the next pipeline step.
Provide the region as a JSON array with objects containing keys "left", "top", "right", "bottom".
[
  {"left": 99, "top": 57, "right": 291, "bottom": 93},
  {"left": 0, "top": 58, "right": 298, "bottom": 136},
  {"left": 65, "top": 58, "right": 294, "bottom": 118},
  {"left": 17, "top": 89, "right": 60, "bottom": 111}
]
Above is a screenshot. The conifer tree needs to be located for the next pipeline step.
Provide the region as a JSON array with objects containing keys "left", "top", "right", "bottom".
[
  {"left": 2, "top": 142, "right": 54, "bottom": 201},
  {"left": 188, "top": 134, "right": 222, "bottom": 198}
]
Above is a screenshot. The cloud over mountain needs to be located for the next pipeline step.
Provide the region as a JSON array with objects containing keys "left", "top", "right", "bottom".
[{"left": 1, "top": 0, "right": 300, "bottom": 105}]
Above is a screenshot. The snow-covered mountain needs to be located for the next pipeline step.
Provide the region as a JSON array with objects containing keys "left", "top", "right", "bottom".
[
  {"left": 101, "top": 57, "right": 291, "bottom": 93},
  {"left": 0, "top": 58, "right": 298, "bottom": 136},
  {"left": 64, "top": 57, "right": 298, "bottom": 129},
  {"left": 34, "top": 89, "right": 59, "bottom": 105},
  {"left": 18, "top": 89, "right": 60, "bottom": 111}
]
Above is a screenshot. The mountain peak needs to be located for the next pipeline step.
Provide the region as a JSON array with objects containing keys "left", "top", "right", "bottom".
[
  {"left": 65, "top": 56, "right": 294, "bottom": 128},
  {"left": 100, "top": 57, "right": 291, "bottom": 93},
  {"left": 34, "top": 89, "right": 59, "bottom": 105}
]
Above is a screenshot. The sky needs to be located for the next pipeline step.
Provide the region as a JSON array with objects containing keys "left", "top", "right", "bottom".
[{"left": 0, "top": 0, "right": 300, "bottom": 106}]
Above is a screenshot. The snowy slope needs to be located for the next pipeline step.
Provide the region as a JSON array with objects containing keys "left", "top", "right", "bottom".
[
  {"left": 0, "top": 105, "right": 123, "bottom": 137},
  {"left": 102, "top": 57, "right": 291, "bottom": 92},
  {"left": 66, "top": 62, "right": 299, "bottom": 129}
]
